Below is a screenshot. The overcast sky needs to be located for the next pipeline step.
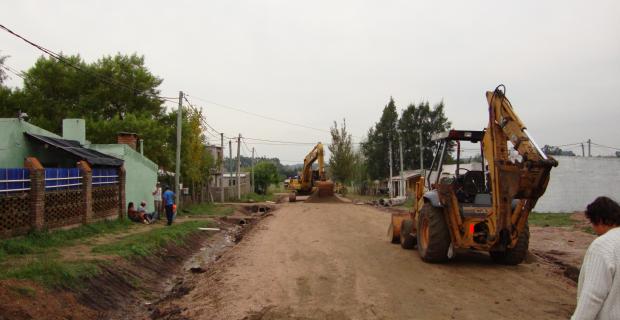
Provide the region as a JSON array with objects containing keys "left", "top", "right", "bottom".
[{"left": 2, "top": 0, "right": 619, "bottom": 163}]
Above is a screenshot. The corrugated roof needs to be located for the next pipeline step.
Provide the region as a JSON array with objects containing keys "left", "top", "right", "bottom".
[{"left": 25, "top": 133, "right": 123, "bottom": 167}]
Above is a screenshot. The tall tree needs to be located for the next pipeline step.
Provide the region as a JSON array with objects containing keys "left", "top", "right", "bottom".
[
  {"left": 362, "top": 97, "right": 400, "bottom": 180},
  {"left": 398, "top": 101, "right": 451, "bottom": 170},
  {"left": 328, "top": 119, "right": 354, "bottom": 184}
]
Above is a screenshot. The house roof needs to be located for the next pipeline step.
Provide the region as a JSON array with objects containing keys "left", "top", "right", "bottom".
[{"left": 25, "top": 133, "right": 124, "bottom": 167}]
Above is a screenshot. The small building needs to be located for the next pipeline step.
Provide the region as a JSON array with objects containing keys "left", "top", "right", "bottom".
[
  {"left": 89, "top": 133, "right": 158, "bottom": 212},
  {"left": 0, "top": 118, "right": 124, "bottom": 237},
  {"left": 390, "top": 170, "right": 423, "bottom": 198}
]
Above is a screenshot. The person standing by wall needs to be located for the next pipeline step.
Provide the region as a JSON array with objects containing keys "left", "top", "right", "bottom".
[
  {"left": 572, "top": 196, "right": 620, "bottom": 320},
  {"left": 152, "top": 182, "right": 162, "bottom": 217},
  {"left": 162, "top": 185, "right": 175, "bottom": 226}
]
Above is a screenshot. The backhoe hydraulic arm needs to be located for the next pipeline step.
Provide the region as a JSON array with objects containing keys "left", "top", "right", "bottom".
[{"left": 484, "top": 86, "right": 558, "bottom": 247}]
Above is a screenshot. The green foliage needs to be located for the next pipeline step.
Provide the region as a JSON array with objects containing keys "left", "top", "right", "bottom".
[
  {"left": 182, "top": 203, "right": 234, "bottom": 216},
  {"left": 181, "top": 107, "right": 214, "bottom": 186},
  {"left": 0, "top": 259, "right": 100, "bottom": 289},
  {"left": 362, "top": 97, "right": 400, "bottom": 180},
  {"left": 253, "top": 161, "right": 280, "bottom": 194},
  {"left": 362, "top": 98, "right": 451, "bottom": 180},
  {"left": 0, "top": 52, "right": 8, "bottom": 84},
  {"left": 239, "top": 192, "right": 278, "bottom": 202},
  {"left": 0, "top": 219, "right": 133, "bottom": 257},
  {"left": 92, "top": 220, "right": 212, "bottom": 257},
  {"left": 398, "top": 101, "right": 451, "bottom": 169},
  {"left": 528, "top": 212, "right": 575, "bottom": 227},
  {"left": 328, "top": 119, "right": 355, "bottom": 184}
]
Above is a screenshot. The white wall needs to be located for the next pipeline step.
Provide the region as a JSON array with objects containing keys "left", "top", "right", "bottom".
[{"left": 535, "top": 156, "right": 620, "bottom": 213}]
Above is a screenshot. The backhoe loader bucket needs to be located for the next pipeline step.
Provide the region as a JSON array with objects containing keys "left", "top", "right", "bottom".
[{"left": 316, "top": 181, "right": 335, "bottom": 197}]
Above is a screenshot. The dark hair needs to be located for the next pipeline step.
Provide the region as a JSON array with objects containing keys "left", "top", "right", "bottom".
[
  {"left": 128, "top": 202, "right": 134, "bottom": 210},
  {"left": 585, "top": 196, "right": 620, "bottom": 226}
]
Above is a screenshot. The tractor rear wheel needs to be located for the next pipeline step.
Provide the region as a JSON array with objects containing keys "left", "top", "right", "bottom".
[
  {"left": 400, "top": 220, "right": 416, "bottom": 249},
  {"left": 490, "top": 224, "right": 530, "bottom": 265},
  {"left": 417, "top": 203, "right": 451, "bottom": 263}
]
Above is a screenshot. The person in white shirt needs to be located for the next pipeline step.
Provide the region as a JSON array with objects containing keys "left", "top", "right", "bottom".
[
  {"left": 572, "top": 196, "right": 620, "bottom": 320},
  {"left": 152, "top": 182, "right": 162, "bottom": 217}
]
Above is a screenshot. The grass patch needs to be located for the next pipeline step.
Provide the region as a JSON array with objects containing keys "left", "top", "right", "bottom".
[
  {"left": 238, "top": 192, "right": 277, "bottom": 203},
  {"left": 345, "top": 193, "right": 382, "bottom": 202},
  {"left": 529, "top": 212, "right": 575, "bottom": 227},
  {"left": 0, "top": 219, "right": 134, "bottom": 257},
  {"left": 181, "top": 203, "right": 234, "bottom": 217},
  {"left": 92, "top": 220, "right": 212, "bottom": 258},
  {"left": 8, "top": 285, "right": 37, "bottom": 298},
  {"left": 0, "top": 259, "right": 100, "bottom": 289}
]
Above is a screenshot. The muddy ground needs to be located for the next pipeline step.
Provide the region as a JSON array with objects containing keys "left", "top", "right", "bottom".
[{"left": 151, "top": 200, "right": 581, "bottom": 320}]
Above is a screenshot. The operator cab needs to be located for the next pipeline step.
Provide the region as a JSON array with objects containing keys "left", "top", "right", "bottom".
[{"left": 428, "top": 130, "right": 490, "bottom": 207}]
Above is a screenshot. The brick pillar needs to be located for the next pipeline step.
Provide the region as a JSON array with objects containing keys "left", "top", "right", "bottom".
[
  {"left": 24, "top": 157, "right": 45, "bottom": 231},
  {"left": 118, "top": 166, "right": 126, "bottom": 220},
  {"left": 78, "top": 161, "right": 92, "bottom": 224}
]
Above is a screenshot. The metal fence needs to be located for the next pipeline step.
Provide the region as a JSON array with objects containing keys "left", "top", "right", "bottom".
[
  {"left": 92, "top": 168, "right": 119, "bottom": 186},
  {"left": 0, "top": 168, "right": 30, "bottom": 194},
  {"left": 44, "top": 168, "right": 82, "bottom": 190}
]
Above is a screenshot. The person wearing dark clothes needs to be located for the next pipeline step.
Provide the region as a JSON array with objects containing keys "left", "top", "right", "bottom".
[
  {"left": 127, "top": 202, "right": 149, "bottom": 224},
  {"left": 163, "top": 186, "right": 175, "bottom": 226}
]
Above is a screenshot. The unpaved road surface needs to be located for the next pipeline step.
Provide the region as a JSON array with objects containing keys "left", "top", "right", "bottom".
[{"left": 164, "top": 202, "right": 577, "bottom": 319}]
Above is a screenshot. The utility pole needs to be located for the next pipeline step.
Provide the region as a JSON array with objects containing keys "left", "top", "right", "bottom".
[
  {"left": 588, "top": 139, "right": 591, "bottom": 157},
  {"left": 419, "top": 129, "right": 424, "bottom": 172},
  {"left": 399, "top": 134, "right": 405, "bottom": 198},
  {"left": 251, "top": 147, "right": 255, "bottom": 193},
  {"left": 220, "top": 133, "right": 224, "bottom": 202},
  {"left": 236, "top": 134, "right": 241, "bottom": 200},
  {"left": 229, "top": 140, "right": 232, "bottom": 198},
  {"left": 388, "top": 139, "right": 393, "bottom": 198},
  {"left": 175, "top": 91, "right": 183, "bottom": 207},
  {"left": 581, "top": 143, "right": 585, "bottom": 157}
]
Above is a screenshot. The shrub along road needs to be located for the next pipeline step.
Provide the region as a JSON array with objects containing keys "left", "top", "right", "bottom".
[{"left": 157, "top": 201, "right": 578, "bottom": 320}]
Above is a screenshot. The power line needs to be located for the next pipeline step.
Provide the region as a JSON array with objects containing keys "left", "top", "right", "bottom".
[
  {"left": 590, "top": 142, "right": 620, "bottom": 151},
  {"left": 0, "top": 23, "right": 178, "bottom": 104},
  {"left": 0, "top": 64, "right": 25, "bottom": 80},
  {"left": 185, "top": 93, "right": 331, "bottom": 134}
]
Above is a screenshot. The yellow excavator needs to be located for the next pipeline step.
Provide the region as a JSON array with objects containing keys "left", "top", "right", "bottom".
[
  {"left": 389, "top": 85, "right": 557, "bottom": 265},
  {"left": 288, "top": 142, "right": 334, "bottom": 200}
]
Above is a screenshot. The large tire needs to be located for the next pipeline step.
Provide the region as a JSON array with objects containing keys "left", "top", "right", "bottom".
[
  {"left": 387, "top": 223, "right": 399, "bottom": 244},
  {"left": 400, "top": 220, "right": 416, "bottom": 249},
  {"left": 417, "top": 203, "right": 451, "bottom": 263},
  {"left": 490, "top": 224, "right": 530, "bottom": 265}
]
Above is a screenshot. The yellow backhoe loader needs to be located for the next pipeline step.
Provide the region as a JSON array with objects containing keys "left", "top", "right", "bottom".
[
  {"left": 288, "top": 142, "right": 334, "bottom": 200},
  {"left": 389, "top": 85, "right": 557, "bottom": 265}
]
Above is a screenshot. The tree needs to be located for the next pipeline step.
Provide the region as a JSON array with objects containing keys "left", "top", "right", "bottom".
[
  {"left": 253, "top": 161, "right": 280, "bottom": 194},
  {"left": 328, "top": 119, "right": 354, "bottom": 184},
  {"left": 398, "top": 101, "right": 451, "bottom": 169},
  {"left": 0, "top": 52, "right": 8, "bottom": 85},
  {"left": 362, "top": 97, "right": 400, "bottom": 180},
  {"left": 542, "top": 145, "right": 576, "bottom": 156}
]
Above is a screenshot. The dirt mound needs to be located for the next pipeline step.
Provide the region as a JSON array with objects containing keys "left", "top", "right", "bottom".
[{"left": 0, "top": 279, "right": 97, "bottom": 320}]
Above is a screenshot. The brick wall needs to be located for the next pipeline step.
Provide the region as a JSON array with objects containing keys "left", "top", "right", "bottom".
[{"left": 0, "top": 159, "right": 124, "bottom": 238}]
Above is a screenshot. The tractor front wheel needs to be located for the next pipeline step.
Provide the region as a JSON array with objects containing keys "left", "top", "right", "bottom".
[
  {"left": 490, "top": 224, "right": 530, "bottom": 265},
  {"left": 400, "top": 219, "right": 416, "bottom": 249}
]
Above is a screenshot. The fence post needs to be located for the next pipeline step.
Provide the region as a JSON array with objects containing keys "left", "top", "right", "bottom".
[
  {"left": 78, "top": 161, "right": 92, "bottom": 224},
  {"left": 118, "top": 166, "right": 126, "bottom": 219},
  {"left": 24, "top": 157, "right": 45, "bottom": 231}
]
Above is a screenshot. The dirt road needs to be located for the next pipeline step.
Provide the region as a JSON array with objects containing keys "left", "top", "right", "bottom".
[{"left": 164, "top": 201, "right": 577, "bottom": 319}]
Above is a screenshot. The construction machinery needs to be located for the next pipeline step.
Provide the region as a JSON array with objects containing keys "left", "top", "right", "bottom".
[
  {"left": 288, "top": 142, "right": 334, "bottom": 199},
  {"left": 389, "top": 85, "right": 557, "bottom": 265}
]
